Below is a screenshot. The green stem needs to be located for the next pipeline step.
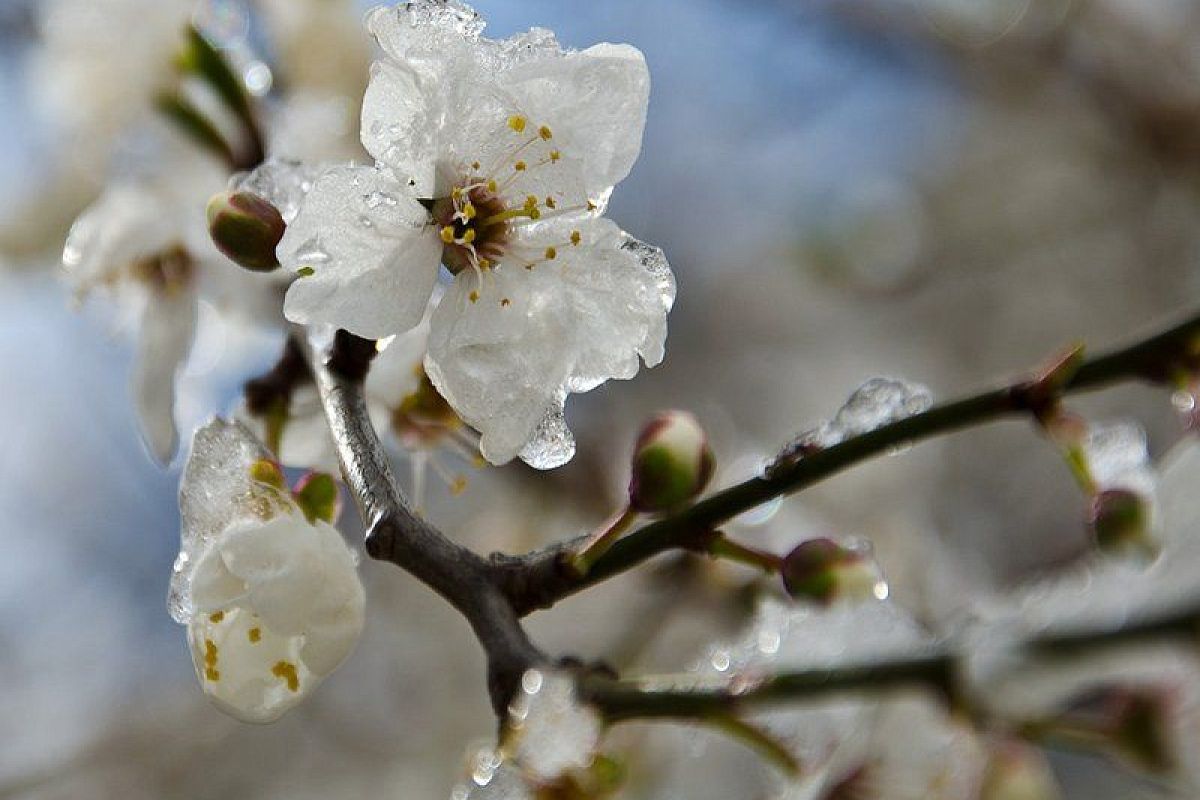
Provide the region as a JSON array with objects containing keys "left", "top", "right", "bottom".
[
  {"left": 569, "top": 506, "right": 640, "bottom": 576},
  {"left": 708, "top": 534, "right": 783, "bottom": 573}
]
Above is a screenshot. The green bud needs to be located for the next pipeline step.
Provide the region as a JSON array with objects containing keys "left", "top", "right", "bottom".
[
  {"left": 781, "top": 538, "right": 883, "bottom": 605},
  {"left": 627, "top": 410, "right": 714, "bottom": 513},
  {"left": 207, "top": 190, "right": 285, "bottom": 272},
  {"left": 1089, "top": 488, "right": 1155, "bottom": 557}
]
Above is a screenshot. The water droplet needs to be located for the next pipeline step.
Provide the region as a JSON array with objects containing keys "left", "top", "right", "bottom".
[
  {"left": 710, "top": 648, "right": 731, "bottom": 672},
  {"left": 363, "top": 190, "right": 399, "bottom": 209}
]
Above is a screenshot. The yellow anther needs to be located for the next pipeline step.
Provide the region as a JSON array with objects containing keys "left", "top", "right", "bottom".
[
  {"left": 440, "top": 226, "right": 456, "bottom": 244},
  {"left": 272, "top": 661, "right": 300, "bottom": 692},
  {"left": 570, "top": 230, "right": 581, "bottom": 246},
  {"left": 204, "top": 638, "right": 218, "bottom": 669},
  {"left": 524, "top": 195, "right": 538, "bottom": 209},
  {"left": 529, "top": 208, "right": 541, "bottom": 220},
  {"left": 545, "top": 196, "right": 556, "bottom": 209},
  {"left": 451, "top": 187, "right": 462, "bottom": 200},
  {"left": 500, "top": 297, "right": 511, "bottom": 307},
  {"left": 508, "top": 115, "right": 527, "bottom": 132},
  {"left": 469, "top": 290, "right": 480, "bottom": 303},
  {"left": 450, "top": 475, "right": 468, "bottom": 495},
  {"left": 462, "top": 228, "right": 476, "bottom": 244},
  {"left": 587, "top": 200, "right": 597, "bottom": 211},
  {"left": 209, "top": 611, "right": 225, "bottom": 623},
  {"left": 544, "top": 246, "right": 557, "bottom": 260},
  {"left": 463, "top": 202, "right": 476, "bottom": 219},
  {"left": 205, "top": 667, "right": 220, "bottom": 682},
  {"left": 479, "top": 258, "right": 491, "bottom": 270},
  {"left": 471, "top": 161, "right": 481, "bottom": 170},
  {"left": 539, "top": 125, "right": 552, "bottom": 140},
  {"left": 248, "top": 627, "right": 261, "bottom": 643},
  {"left": 549, "top": 150, "right": 561, "bottom": 162},
  {"left": 514, "top": 161, "right": 527, "bottom": 172},
  {"left": 486, "top": 179, "right": 498, "bottom": 193}
]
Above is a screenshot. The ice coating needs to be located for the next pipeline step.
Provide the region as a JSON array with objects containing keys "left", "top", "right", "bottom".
[
  {"left": 507, "top": 668, "right": 603, "bottom": 782},
  {"left": 1083, "top": 420, "right": 1155, "bottom": 496},
  {"left": 169, "top": 418, "right": 274, "bottom": 624},
  {"left": 233, "top": 158, "right": 323, "bottom": 224},
  {"left": 776, "top": 378, "right": 933, "bottom": 466}
]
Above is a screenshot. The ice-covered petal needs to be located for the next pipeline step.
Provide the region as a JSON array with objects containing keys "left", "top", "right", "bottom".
[
  {"left": 188, "top": 545, "right": 248, "bottom": 612},
  {"left": 502, "top": 43, "right": 650, "bottom": 197},
  {"left": 426, "top": 265, "right": 576, "bottom": 466},
  {"left": 361, "top": 60, "right": 440, "bottom": 196},
  {"left": 187, "top": 605, "right": 312, "bottom": 724},
  {"left": 279, "top": 164, "right": 442, "bottom": 338},
  {"left": 133, "top": 286, "right": 197, "bottom": 464},
  {"left": 365, "top": 1, "right": 484, "bottom": 66},
  {"left": 171, "top": 419, "right": 278, "bottom": 622}
]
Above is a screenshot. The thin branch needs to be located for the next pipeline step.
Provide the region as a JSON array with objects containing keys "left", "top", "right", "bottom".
[
  {"left": 579, "top": 598, "right": 1200, "bottom": 724},
  {"left": 307, "top": 330, "right": 546, "bottom": 714},
  {"left": 500, "top": 307, "right": 1200, "bottom": 613}
]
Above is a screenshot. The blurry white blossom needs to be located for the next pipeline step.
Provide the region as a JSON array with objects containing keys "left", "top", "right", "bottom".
[
  {"left": 506, "top": 668, "right": 604, "bottom": 783},
  {"left": 62, "top": 153, "right": 283, "bottom": 462},
  {"left": 34, "top": 0, "right": 194, "bottom": 166},
  {"left": 170, "top": 418, "right": 365, "bottom": 723},
  {"left": 279, "top": 0, "right": 674, "bottom": 468}
]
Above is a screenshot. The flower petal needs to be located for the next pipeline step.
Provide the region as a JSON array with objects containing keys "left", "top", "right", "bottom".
[
  {"left": 133, "top": 286, "right": 196, "bottom": 464},
  {"left": 360, "top": 60, "right": 440, "bottom": 197},
  {"left": 279, "top": 164, "right": 441, "bottom": 338},
  {"left": 426, "top": 267, "right": 575, "bottom": 465},
  {"left": 502, "top": 43, "right": 650, "bottom": 198}
]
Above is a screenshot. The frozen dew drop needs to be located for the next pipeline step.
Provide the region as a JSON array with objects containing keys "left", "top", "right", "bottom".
[
  {"left": 1171, "top": 390, "right": 1196, "bottom": 414},
  {"left": 710, "top": 648, "right": 732, "bottom": 672},
  {"left": 363, "top": 189, "right": 399, "bottom": 210},
  {"left": 826, "top": 377, "right": 933, "bottom": 444},
  {"left": 242, "top": 61, "right": 273, "bottom": 96}
]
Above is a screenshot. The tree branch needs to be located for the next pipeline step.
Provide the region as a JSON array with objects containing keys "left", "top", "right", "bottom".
[
  {"left": 579, "top": 597, "right": 1200, "bottom": 724},
  {"left": 500, "top": 307, "right": 1200, "bottom": 613},
  {"left": 307, "top": 330, "right": 546, "bottom": 715}
]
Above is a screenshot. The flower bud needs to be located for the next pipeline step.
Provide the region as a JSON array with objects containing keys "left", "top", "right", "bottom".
[
  {"left": 781, "top": 537, "right": 884, "bottom": 605},
  {"left": 207, "top": 190, "right": 285, "bottom": 272},
  {"left": 627, "top": 411, "right": 714, "bottom": 512},
  {"left": 1088, "top": 488, "right": 1154, "bottom": 556}
]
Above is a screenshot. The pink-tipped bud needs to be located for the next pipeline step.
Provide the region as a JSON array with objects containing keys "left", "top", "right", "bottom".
[
  {"left": 1088, "top": 488, "right": 1154, "bottom": 556},
  {"left": 207, "top": 190, "right": 285, "bottom": 272},
  {"left": 628, "top": 411, "right": 714, "bottom": 513},
  {"left": 781, "top": 538, "right": 884, "bottom": 605}
]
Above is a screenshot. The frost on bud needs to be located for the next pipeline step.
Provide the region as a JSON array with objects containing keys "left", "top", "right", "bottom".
[
  {"left": 781, "top": 538, "right": 885, "bottom": 605},
  {"left": 628, "top": 410, "right": 714, "bottom": 513},
  {"left": 207, "top": 190, "right": 285, "bottom": 272},
  {"left": 1089, "top": 488, "right": 1155, "bottom": 557},
  {"left": 170, "top": 419, "right": 364, "bottom": 723},
  {"left": 505, "top": 668, "right": 604, "bottom": 784}
]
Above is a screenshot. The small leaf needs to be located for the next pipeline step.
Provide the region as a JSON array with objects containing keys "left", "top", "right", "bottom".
[
  {"left": 293, "top": 472, "right": 340, "bottom": 524},
  {"left": 154, "top": 93, "right": 236, "bottom": 167}
]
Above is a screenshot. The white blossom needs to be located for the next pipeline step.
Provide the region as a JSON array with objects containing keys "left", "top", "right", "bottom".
[
  {"left": 62, "top": 154, "right": 283, "bottom": 463},
  {"left": 506, "top": 668, "right": 604, "bottom": 783},
  {"left": 278, "top": 0, "right": 674, "bottom": 468},
  {"left": 170, "top": 418, "right": 365, "bottom": 723}
]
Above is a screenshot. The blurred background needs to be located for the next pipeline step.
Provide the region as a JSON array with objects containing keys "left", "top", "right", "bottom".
[{"left": 0, "top": 0, "right": 1197, "bottom": 796}]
